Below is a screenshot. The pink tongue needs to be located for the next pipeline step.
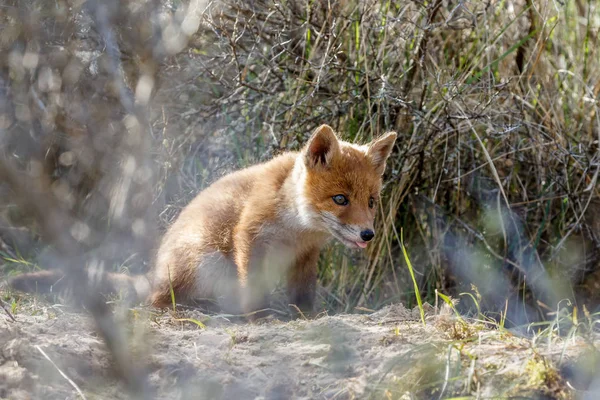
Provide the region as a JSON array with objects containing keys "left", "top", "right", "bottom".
[{"left": 355, "top": 241, "right": 368, "bottom": 249}]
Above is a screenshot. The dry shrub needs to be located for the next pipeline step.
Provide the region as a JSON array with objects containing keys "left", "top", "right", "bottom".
[{"left": 170, "top": 0, "right": 600, "bottom": 325}]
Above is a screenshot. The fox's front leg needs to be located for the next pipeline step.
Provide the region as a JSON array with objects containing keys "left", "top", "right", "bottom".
[
  {"left": 287, "top": 248, "right": 320, "bottom": 316},
  {"left": 234, "top": 228, "right": 269, "bottom": 318}
]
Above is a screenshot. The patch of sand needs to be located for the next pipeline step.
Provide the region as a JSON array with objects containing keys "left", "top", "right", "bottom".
[{"left": 0, "top": 301, "right": 593, "bottom": 399}]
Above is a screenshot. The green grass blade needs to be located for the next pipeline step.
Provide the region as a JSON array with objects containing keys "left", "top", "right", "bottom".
[
  {"left": 459, "top": 292, "right": 481, "bottom": 318},
  {"left": 400, "top": 227, "right": 425, "bottom": 325},
  {"left": 167, "top": 264, "right": 176, "bottom": 312},
  {"left": 173, "top": 317, "right": 207, "bottom": 329},
  {"left": 467, "top": 28, "right": 539, "bottom": 84},
  {"left": 436, "top": 289, "right": 465, "bottom": 323}
]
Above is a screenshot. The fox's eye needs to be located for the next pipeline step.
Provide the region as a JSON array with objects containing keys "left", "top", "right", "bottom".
[
  {"left": 369, "top": 197, "right": 375, "bottom": 209},
  {"left": 332, "top": 194, "right": 349, "bottom": 206}
]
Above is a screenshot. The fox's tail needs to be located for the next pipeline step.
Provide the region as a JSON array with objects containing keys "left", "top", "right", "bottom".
[{"left": 5, "top": 269, "right": 151, "bottom": 305}]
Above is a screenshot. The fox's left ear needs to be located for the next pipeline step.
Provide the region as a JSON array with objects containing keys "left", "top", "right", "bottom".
[{"left": 367, "top": 132, "right": 397, "bottom": 175}]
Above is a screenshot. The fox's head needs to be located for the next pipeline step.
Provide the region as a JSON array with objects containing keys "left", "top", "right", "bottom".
[{"left": 296, "top": 124, "right": 397, "bottom": 249}]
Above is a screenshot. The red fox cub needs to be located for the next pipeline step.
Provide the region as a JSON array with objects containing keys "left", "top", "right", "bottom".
[{"left": 8, "top": 125, "right": 396, "bottom": 316}]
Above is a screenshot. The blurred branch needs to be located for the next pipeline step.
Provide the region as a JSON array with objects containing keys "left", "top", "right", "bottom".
[{"left": 0, "top": 150, "right": 154, "bottom": 399}]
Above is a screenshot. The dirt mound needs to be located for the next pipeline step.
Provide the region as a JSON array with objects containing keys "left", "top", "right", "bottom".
[{"left": 0, "top": 301, "right": 594, "bottom": 399}]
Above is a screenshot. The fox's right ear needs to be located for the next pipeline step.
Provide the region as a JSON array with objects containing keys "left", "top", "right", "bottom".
[{"left": 304, "top": 124, "right": 340, "bottom": 169}]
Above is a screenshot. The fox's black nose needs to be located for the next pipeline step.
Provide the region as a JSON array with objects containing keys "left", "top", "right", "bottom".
[{"left": 360, "top": 229, "right": 375, "bottom": 242}]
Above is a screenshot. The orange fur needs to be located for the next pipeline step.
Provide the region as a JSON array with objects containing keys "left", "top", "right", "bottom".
[
  {"left": 149, "top": 124, "right": 396, "bottom": 315},
  {"left": 7, "top": 125, "right": 397, "bottom": 317}
]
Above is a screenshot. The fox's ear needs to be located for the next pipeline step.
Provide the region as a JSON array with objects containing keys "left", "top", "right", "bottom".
[
  {"left": 304, "top": 124, "right": 340, "bottom": 169},
  {"left": 367, "top": 132, "right": 397, "bottom": 175}
]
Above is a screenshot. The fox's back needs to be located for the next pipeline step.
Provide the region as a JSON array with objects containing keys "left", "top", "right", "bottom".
[{"left": 157, "top": 151, "right": 298, "bottom": 257}]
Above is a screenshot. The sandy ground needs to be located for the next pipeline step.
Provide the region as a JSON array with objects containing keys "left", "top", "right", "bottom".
[{"left": 0, "top": 299, "right": 595, "bottom": 400}]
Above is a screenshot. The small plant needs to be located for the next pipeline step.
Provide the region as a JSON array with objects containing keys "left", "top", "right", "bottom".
[
  {"left": 10, "top": 298, "right": 17, "bottom": 315},
  {"left": 436, "top": 290, "right": 464, "bottom": 323},
  {"left": 224, "top": 328, "right": 247, "bottom": 349},
  {"left": 434, "top": 290, "right": 485, "bottom": 340},
  {"left": 524, "top": 353, "right": 568, "bottom": 398}
]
